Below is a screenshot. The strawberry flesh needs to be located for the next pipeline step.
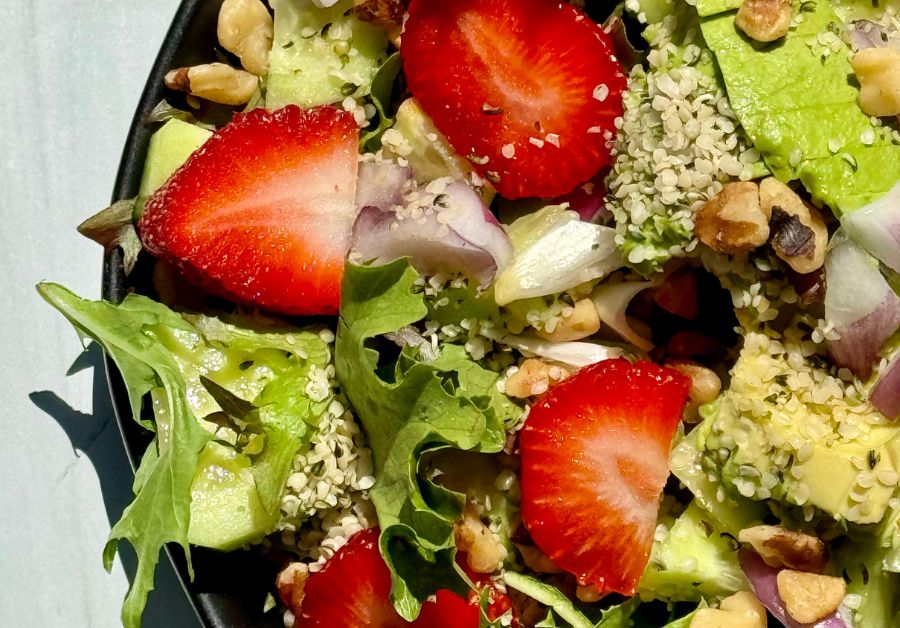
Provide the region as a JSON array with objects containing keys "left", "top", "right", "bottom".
[
  {"left": 296, "top": 528, "right": 497, "bottom": 627},
  {"left": 520, "top": 358, "right": 690, "bottom": 595},
  {"left": 402, "top": 0, "right": 626, "bottom": 200},
  {"left": 139, "top": 105, "right": 359, "bottom": 316}
]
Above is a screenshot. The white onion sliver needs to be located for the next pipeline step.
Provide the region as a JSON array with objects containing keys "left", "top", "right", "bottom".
[
  {"left": 494, "top": 208, "right": 623, "bottom": 306},
  {"left": 480, "top": 328, "right": 622, "bottom": 369},
  {"left": 825, "top": 233, "right": 900, "bottom": 378},
  {"left": 842, "top": 181, "right": 900, "bottom": 273},
  {"left": 740, "top": 550, "right": 849, "bottom": 628},
  {"left": 591, "top": 281, "right": 654, "bottom": 352}
]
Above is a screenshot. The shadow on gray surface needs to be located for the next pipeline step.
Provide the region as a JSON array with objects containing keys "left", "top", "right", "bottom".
[{"left": 29, "top": 342, "right": 199, "bottom": 628}]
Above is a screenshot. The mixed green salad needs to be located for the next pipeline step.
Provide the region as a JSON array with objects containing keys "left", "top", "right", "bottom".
[{"left": 42, "top": 0, "right": 900, "bottom": 626}]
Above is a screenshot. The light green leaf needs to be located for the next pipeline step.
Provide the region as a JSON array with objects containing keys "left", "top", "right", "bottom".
[{"left": 335, "top": 260, "right": 513, "bottom": 619}]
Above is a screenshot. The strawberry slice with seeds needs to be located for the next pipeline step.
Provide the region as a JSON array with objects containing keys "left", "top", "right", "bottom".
[
  {"left": 402, "top": 0, "right": 626, "bottom": 200},
  {"left": 138, "top": 105, "right": 359, "bottom": 316},
  {"left": 520, "top": 358, "right": 690, "bottom": 595},
  {"left": 295, "top": 528, "right": 492, "bottom": 627}
]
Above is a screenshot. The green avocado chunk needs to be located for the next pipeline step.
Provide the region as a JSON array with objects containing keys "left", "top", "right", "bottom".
[
  {"left": 188, "top": 441, "right": 278, "bottom": 551},
  {"left": 700, "top": 0, "right": 900, "bottom": 211},
  {"left": 266, "top": 0, "right": 388, "bottom": 109},
  {"left": 136, "top": 119, "right": 211, "bottom": 217},
  {"left": 640, "top": 501, "right": 749, "bottom": 602}
]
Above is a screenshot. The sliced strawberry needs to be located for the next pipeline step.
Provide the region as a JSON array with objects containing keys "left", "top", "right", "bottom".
[
  {"left": 139, "top": 105, "right": 359, "bottom": 316},
  {"left": 402, "top": 0, "right": 626, "bottom": 200},
  {"left": 520, "top": 358, "right": 690, "bottom": 595},
  {"left": 296, "top": 528, "right": 488, "bottom": 627},
  {"left": 297, "top": 528, "right": 406, "bottom": 627}
]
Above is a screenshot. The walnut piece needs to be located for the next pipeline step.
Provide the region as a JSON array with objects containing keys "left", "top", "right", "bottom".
[
  {"left": 164, "top": 63, "right": 258, "bottom": 106},
  {"left": 735, "top": 0, "right": 791, "bottom": 42},
  {"left": 454, "top": 503, "right": 505, "bottom": 574},
  {"left": 695, "top": 182, "right": 769, "bottom": 254},
  {"left": 851, "top": 47, "right": 900, "bottom": 117},
  {"left": 738, "top": 525, "right": 828, "bottom": 573},
  {"left": 354, "top": 0, "right": 405, "bottom": 46},
  {"left": 777, "top": 570, "right": 846, "bottom": 624},
  {"left": 504, "top": 358, "right": 569, "bottom": 399},
  {"left": 667, "top": 360, "right": 722, "bottom": 422},
  {"left": 536, "top": 299, "right": 601, "bottom": 342},
  {"left": 217, "top": 0, "right": 273, "bottom": 76},
  {"left": 276, "top": 562, "right": 309, "bottom": 617},
  {"left": 690, "top": 591, "right": 767, "bottom": 628},
  {"left": 758, "top": 177, "right": 827, "bottom": 274}
]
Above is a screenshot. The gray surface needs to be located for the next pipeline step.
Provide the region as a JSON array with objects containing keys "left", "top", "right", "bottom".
[{"left": 0, "top": 1, "right": 200, "bottom": 626}]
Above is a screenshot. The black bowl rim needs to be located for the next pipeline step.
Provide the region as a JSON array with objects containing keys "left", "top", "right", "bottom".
[{"left": 102, "top": 1, "right": 280, "bottom": 627}]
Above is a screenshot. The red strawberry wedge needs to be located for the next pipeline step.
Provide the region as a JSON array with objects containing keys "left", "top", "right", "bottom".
[
  {"left": 402, "top": 0, "right": 626, "bottom": 200},
  {"left": 295, "top": 528, "right": 491, "bottom": 627},
  {"left": 139, "top": 105, "right": 359, "bottom": 316},
  {"left": 520, "top": 359, "right": 690, "bottom": 596}
]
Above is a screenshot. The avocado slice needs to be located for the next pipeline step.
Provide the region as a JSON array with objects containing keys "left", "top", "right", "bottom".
[
  {"left": 266, "top": 0, "right": 388, "bottom": 109},
  {"left": 640, "top": 500, "right": 749, "bottom": 602},
  {"left": 135, "top": 119, "right": 212, "bottom": 218},
  {"left": 188, "top": 441, "right": 279, "bottom": 551}
]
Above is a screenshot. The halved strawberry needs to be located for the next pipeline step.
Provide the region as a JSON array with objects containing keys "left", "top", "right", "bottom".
[
  {"left": 295, "top": 528, "right": 490, "bottom": 627},
  {"left": 402, "top": 0, "right": 626, "bottom": 200},
  {"left": 520, "top": 358, "right": 690, "bottom": 595},
  {"left": 138, "top": 105, "right": 358, "bottom": 316}
]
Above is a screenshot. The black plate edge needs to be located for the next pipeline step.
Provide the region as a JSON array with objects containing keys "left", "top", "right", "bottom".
[{"left": 102, "top": 1, "right": 281, "bottom": 627}]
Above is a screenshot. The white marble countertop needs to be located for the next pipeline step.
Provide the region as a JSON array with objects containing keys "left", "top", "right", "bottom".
[{"left": 1, "top": 1, "right": 200, "bottom": 625}]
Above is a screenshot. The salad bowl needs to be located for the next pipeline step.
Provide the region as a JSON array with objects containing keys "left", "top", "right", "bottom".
[{"left": 105, "top": 0, "right": 277, "bottom": 625}]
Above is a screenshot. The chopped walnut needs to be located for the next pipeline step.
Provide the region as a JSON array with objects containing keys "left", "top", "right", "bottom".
[
  {"left": 454, "top": 503, "right": 505, "bottom": 574},
  {"left": 758, "top": 177, "right": 827, "bottom": 274},
  {"left": 354, "top": 0, "right": 405, "bottom": 46},
  {"left": 164, "top": 63, "right": 258, "bottom": 105},
  {"left": 738, "top": 525, "right": 828, "bottom": 573},
  {"left": 735, "top": 0, "right": 791, "bottom": 42},
  {"left": 690, "top": 591, "right": 767, "bottom": 628},
  {"left": 777, "top": 570, "right": 846, "bottom": 624},
  {"left": 516, "top": 543, "right": 563, "bottom": 574},
  {"left": 536, "top": 299, "right": 601, "bottom": 342},
  {"left": 276, "top": 562, "right": 309, "bottom": 617},
  {"left": 695, "top": 182, "right": 769, "bottom": 254},
  {"left": 504, "top": 358, "right": 569, "bottom": 399},
  {"left": 667, "top": 360, "right": 722, "bottom": 422},
  {"left": 217, "top": 0, "right": 274, "bottom": 75},
  {"left": 851, "top": 47, "right": 900, "bottom": 117}
]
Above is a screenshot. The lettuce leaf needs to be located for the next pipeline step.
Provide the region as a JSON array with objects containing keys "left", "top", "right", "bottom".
[
  {"left": 39, "top": 284, "right": 331, "bottom": 628},
  {"left": 335, "top": 260, "right": 517, "bottom": 619},
  {"left": 38, "top": 284, "right": 211, "bottom": 628},
  {"left": 700, "top": 0, "right": 900, "bottom": 211}
]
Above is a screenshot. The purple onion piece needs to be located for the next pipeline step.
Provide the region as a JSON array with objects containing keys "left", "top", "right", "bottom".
[
  {"left": 355, "top": 159, "right": 413, "bottom": 211},
  {"left": 871, "top": 354, "right": 900, "bottom": 419},
  {"left": 843, "top": 19, "right": 890, "bottom": 52},
  {"left": 350, "top": 182, "right": 512, "bottom": 286},
  {"left": 739, "top": 550, "right": 850, "bottom": 628},
  {"left": 825, "top": 233, "right": 900, "bottom": 379},
  {"left": 552, "top": 174, "right": 612, "bottom": 224}
]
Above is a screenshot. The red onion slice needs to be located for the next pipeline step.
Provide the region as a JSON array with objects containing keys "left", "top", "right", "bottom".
[
  {"left": 871, "top": 354, "right": 900, "bottom": 419},
  {"left": 843, "top": 19, "right": 890, "bottom": 52},
  {"left": 480, "top": 328, "right": 622, "bottom": 369},
  {"left": 825, "top": 233, "right": 900, "bottom": 379},
  {"left": 355, "top": 159, "right": 414, "bottom": 211},
  {"left": 842, "top": 181, "right": 900, "bottom": 274},
  {"left": 740, "top": 550, "right": 850, "bottom": 628},
  {"left": 350, "top": 179, "right": 513, "bottom": 286}
]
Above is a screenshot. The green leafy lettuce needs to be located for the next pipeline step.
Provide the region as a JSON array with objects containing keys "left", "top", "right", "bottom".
[
  {"left": 39, "top": 284, "right": 330, "bottom": 628},
  {"left": 335, "top": 260, "right": 519, "bottom": 619},
  {"left": 700, "top": 0, "right": 900, "bottom": 211}
]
